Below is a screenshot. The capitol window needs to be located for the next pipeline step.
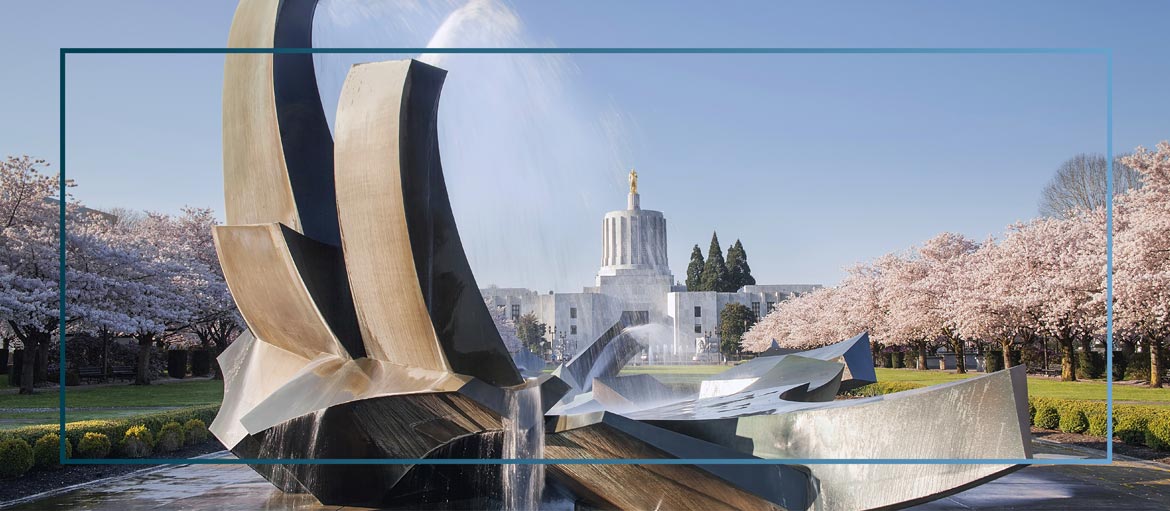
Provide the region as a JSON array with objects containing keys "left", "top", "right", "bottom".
[
  {"left": 570, "top": 307, "right": 577, "bottom": 319},
  {"left": 694, "top": 306, "right": 702, "bottom": 318}
]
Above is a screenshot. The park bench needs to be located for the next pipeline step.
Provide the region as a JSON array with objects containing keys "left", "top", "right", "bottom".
[
  {"left": 110, "top": 365, "right": 136, "bottom": 382},
  {"left": 77, "top": 366, "right": 104, "bottom": 383}
]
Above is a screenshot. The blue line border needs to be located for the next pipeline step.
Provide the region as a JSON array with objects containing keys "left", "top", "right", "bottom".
[{"left": 58, "top": 46, "right": 1114, "bottom": 466}]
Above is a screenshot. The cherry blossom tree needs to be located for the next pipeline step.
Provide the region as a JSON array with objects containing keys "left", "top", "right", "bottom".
[
  {"left": 950, "top": 237, "right": 1042, "bottom": 371},
  {"left": 0, "top": 156, "right": 72, "bottom": 393},
  {"left": 485, "top": 296, "right": 522, "bottom": 353},
  {"left": 1117, "top": 142, "right": 1170, "bottom": 387}
]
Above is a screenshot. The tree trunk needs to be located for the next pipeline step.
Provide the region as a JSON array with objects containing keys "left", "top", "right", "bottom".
[
  {"left": 101, "top": 333, "right": 110, "bottom": 383},
  {"left": 1152, "top": 337, "right": 1164, "bottom": 389},
  {"left": 916, "top": 341, "right": 928, "bottom": 371},
  {"left": 135, "top": 336, "right": 153, "bottom": 385},
  {"left": 1001, "top": 339, "right": 1013, "bottom": 370},
  {"left": 19, "top": 344, "right": 37, "bottom": 395},
  {"left": 34, "top": 341, "right": 49, "bottom": 383},
  {"left": 1060, "top": 335, "right": 1077, "bottom": 382},
  {"left": 1, "top": 336, "right": 9, "bottom": 375},
  {"left": 952, "top": 337, "right": 967, "bottom": 374}
]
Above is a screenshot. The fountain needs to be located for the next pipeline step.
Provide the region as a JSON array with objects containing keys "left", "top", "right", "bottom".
[
  {"left": 502, "top": 384, "right": 545, "bottom": 510},
  {"left": 209, "top": 1, "right": 1034, "bottom": 509}
]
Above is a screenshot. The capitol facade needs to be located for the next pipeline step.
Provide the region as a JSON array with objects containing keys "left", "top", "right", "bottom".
[{"left": 481, "top": 174, "right": 819, "bottom": 363}]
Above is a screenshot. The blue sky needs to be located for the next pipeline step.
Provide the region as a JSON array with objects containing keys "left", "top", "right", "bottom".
[{"left": 1, "top": 0, "right": 1168, "bottom": 290}]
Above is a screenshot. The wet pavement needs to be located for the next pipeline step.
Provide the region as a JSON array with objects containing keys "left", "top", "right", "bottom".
[{"left": 3, "top": 442, "right": 1168, "bottom": 510}]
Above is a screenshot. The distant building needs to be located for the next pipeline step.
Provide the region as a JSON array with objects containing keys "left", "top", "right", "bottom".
[{"left": 482, "top": 175, "right": 819, "bottom": 363}]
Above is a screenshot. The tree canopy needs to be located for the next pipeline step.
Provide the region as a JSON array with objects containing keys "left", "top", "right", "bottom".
[
  {"left": 725, "top": 239, "right": 755, "bottom": 291},
  {"left": 746, "top": 141, "right": 1170, "bottom": 385},
  {"left": 699, "top": 232, "right": 730, "bottom": 292},
  {"left": 685, "top": 245, "right": 705, "bottom": 290},
  {"left": 718, "top": 302, "right": 756, "bottom": 359}
]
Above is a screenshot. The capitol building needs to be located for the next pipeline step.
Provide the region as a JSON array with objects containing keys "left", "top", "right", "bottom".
[{"left": 481, "top": 172, "right": 819, "bottom": 363}]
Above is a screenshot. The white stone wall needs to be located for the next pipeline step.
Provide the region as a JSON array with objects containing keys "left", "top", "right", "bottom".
[{"left": 479, "top": 191, "right": 823, "bottom": 364}]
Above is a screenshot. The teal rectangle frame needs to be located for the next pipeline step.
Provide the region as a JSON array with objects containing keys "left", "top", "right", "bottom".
[{"left": 58, "top": 46, "right": 1115, "bottom": 466}]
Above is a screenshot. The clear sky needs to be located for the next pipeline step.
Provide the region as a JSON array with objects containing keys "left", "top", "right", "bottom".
[{"left": 2, "top": 0, "right": 1168, "bottom": 291}]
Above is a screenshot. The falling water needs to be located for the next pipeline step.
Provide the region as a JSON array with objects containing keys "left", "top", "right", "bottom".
[
  {"left": 501, "top": 384, "right": 544, "bottom": 510},
  {"left": 312, "top": 0, "right": 637, "bottom": 293}
]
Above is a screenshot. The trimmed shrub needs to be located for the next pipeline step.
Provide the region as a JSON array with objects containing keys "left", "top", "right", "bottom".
[
  {"left": 65, "top": 369, "right": 82, "bottom": 387},
  {"left": 5, "top": 405, "right": 219, "bottom": 450},
  {"left": 166, "top": 350, "right": 189, "bottom": 379},
  {"left": 1115, "top": 408, "right": 1153, "bottom": 445},
  {"left": 984, "top": 350, "right": 1004, "bottom": 373},
  {"left": 121, "top": 425, "right": 154, "bottom": 458},
  {"left": 1058, "top": 407, "right": 1089, "bottom": 434},
  {"left": 184, "top": 419, "right": 209, "bottom": 446},
  {"left": 1086, "top": 410, "right": 1112, "bottom": 438},
  {"left": 892, "top": 352, "right": 905, "bottom": 369},
  {"left": 1146, "top": 412, "right": 1170, "bottom": 452},
  {"left": 76, "top": 432, "right": 112, "bottom": 459},
  {"left": 1077, "top": 351, "right": 1105, "bottom": 379},
  {"left": 1112, "top": 351, "right": 1128, "bottom": 381},
  {"left": 880, "top": 352, "right": 893, "bottom": 368},
  {"left": 156, "top": 422, "right": 185, "bottom": 452},
  {"left": 1034, "top": 404, "right": 1060, "bottom": 430},
  {"left": 190, "top": 350, "right": 212, "bottom": 377},
  {"left": 0, "top": 438, "right": 34, "bottom": 478},
  {"left": 33, "top": 433, "right": 72, "bottom": 469},
  {"left": 1123, "top": 351, "right": 1151, "bottom": 381}
]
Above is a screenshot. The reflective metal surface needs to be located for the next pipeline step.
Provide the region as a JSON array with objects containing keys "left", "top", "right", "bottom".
[{"left": 212, "top": 1, "right": 1033, "bottom": 508}]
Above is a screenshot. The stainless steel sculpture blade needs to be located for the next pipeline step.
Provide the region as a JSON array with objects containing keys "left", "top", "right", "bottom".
[{"left": 213, "top": 0, "right": 1034, "bottom": 508}]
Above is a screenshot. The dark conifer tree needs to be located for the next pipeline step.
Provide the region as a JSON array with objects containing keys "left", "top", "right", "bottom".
[
  {"left": 726, "top": 239, "right": 755, "bottom": 291},
  {"left": 685, "top": 244, "right": 705, "bottom": 290},
  {"left": 700, "top": 231, "right": 730, "bottom": 292}
]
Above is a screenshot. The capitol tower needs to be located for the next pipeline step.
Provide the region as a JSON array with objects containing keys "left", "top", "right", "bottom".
[{"left": 483, "top": 170, "right": 819, "bottom": 364}]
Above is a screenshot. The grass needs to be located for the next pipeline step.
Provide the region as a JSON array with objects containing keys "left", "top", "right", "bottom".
[
  {"left": 0, "top": 378, "right": 224, "bottom": 409},
  {"left": 873, "top": 368, "right": 1170, "bottom": 405},
  {"left": 619, "top": 364, "right": 729, "bottom": 385}
]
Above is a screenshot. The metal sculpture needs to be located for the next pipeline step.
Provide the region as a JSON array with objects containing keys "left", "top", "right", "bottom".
[{"left": 210, "top": 1, "right": 1033, "bottom": 509}]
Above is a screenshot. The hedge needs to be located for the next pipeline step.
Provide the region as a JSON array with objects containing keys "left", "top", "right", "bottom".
[
  {"left": 0, "top": 405, "right": 219, "bottom": 450},
  {"left": 1028, "top": 397, "right": 1170, "bottom": 452},
  {"left": 846, "top": 388, "right": 1170, "bottom": 453}
]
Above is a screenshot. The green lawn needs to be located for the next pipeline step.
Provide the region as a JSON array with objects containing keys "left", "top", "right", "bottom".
[
  {"left": 873, "top": 368, "right": 1170, "bottom": 405},
  {"left": 0, "top": 378, "right": 224, "bottom": 409},
  {"left": 616, "top": 364, "right": 1170, "bottom": 406},
  {"left": 619, "top": 364, "right": 729, "bottom": 385}
]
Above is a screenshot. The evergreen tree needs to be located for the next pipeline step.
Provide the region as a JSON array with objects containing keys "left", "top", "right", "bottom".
[
  {"left": 718, "top": 302, "right": 756, "bottom": 359},
  {"left": 685, "top": 245, "right": 705, "bottom": 290},
  {"left": 700, "top": 231, "right": 730, "bottom": 292},
  {"left": 725, "top": 239, "right": 756, "bottom": 291}
]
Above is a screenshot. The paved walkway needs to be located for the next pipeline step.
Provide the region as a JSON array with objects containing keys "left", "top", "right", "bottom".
[{"left": 3, "top": 442, "right": 1168, "bottom": 510}]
